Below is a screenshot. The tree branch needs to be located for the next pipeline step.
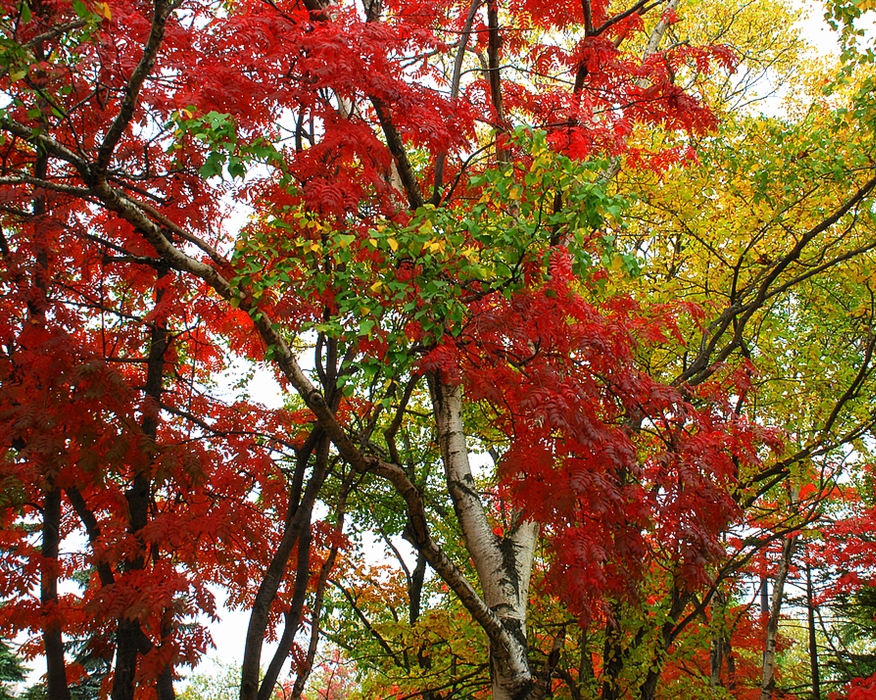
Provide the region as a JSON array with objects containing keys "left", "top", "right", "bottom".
[
  {"left": 370, "top": 97, "right": 424, "bottom": 209},
  {"left": 96, "top": 0, "right": 179, "bottom": 173}
]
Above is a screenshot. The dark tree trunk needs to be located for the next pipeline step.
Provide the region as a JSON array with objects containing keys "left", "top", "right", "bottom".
[
  {"left": 113, "top": 267, "right": 172, "bottom": 700},
  {"left": 601, "top": 623, "right": 624, "bottom": 700},
  {"left": 806, "top": 558, "right": 821, "bottom": 700},
  {"left": 242, "top": 424, "right": 338, "bottom": 699},
  {"left": 42, "top": 484, "right": 71, "bottom": 700}
]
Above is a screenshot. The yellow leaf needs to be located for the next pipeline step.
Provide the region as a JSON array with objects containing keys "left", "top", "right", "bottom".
[
  {"left": 96, "top": 1, "right": 111, "bottom": 19},
  {"left": 424, "top": 239, "right": 445, "bottom": 254},
  {"left": 370, "top": 280, "right": 382, "bottom": 293},
  {"left": 387, "top": 237, "right": 399, "bottom": 252}
]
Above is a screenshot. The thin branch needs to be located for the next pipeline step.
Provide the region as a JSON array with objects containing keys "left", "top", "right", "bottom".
[
  {"left": 677, "top": 171, "right": 876, "bottom": 386},
  {"left": 23, "top": 18, "right": 87, "bottom": 48},
  {"left": 96, "top": 0, "right": 179, "bottom": 172},
  {"left": 591, "top": 0, "right": 655, "bottom": 37},
  {"left": 328, "top": 579, "right": 404, "bottom": 666},
  {"left": 370, "top": 97, "right": 424, "bottom": 209},
  {"left": 432, "top": 0, "right": 482, "bottom": 204},
  {"left": 0, "top": 119, "right": 89, "bottom": 172}
]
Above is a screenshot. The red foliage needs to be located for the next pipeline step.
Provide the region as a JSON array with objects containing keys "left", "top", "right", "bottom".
[
  {"left": 0, "top": 0, "right": 743, "bottom": 692},
  {"left": 450, "top": 248, "right": 777, "bottom": 617},
  {"left": 838, "top": 674, "right": 876, "bottom": 700}
]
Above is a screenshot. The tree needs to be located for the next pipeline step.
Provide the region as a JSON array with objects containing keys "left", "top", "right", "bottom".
[
  {"left": 2, "top": 0, "right": 876, "bottom": 699},
  {"left": 178, "top": 660, "right": 309, "bottom": 700},
  {"left": 0, "top": 642, "right": 27, "bottom": 700}
]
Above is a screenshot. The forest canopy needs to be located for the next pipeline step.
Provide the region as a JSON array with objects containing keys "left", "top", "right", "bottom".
[{"left": 1, "top": 0, "right": 876, "bottom": 699}]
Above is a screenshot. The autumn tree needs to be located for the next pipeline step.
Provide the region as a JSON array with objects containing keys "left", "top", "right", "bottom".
[{"left": 3, "top": 0, "right": 876, "bottom": 699}]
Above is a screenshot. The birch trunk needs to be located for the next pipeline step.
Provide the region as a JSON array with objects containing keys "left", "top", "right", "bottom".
[{"left": 430, "top": 377, "right": 538, "bottom": 700}]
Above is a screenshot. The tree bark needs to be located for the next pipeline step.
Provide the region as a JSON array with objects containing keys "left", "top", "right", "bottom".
[
  {"left": 760, "top": 575, "right": 769, "bottom": 616},
  {"left": 289, "top": 472, "right": 352, "bottom": 700},
  {"left": 485, "top": 0, "right": 507, "bottom": 163},
  {"left": 601, "top": 621, "right": 624, "bottom": 700},
  {"left": 761, "top": 534, "right": 797, "bottom": 700},
  {"left": 806, "top": 556, "right": 821, "bottom": 700},
  {"left": 257, "top": 437, "right": 333, "bottom": 700},
  {"left": 42, "top": 483, "right": 71, "bottom": 700},
  {"left": 29, "top": 125, "right": 71, "bottom": 700},
  {"left": 637, "top": 587, "right": 692, "bottom": 700},
  {"left": 710, "top": 592, "right": 725, "bottom": 691},
  {"left": 240, "top": 431, "right": 332, "bottom": 700},
  {"left": 429, "top": 377, "right": 538, "bottom": 700},
  {"left": 113, "top": 265, "right": 174, "bottom": 700}
]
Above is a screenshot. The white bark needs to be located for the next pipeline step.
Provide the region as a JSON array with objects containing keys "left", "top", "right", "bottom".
[
  {"left": 641, "top": 0, "right": 680, "bottom": 64},
  {"left": 430, "top": 377, "right": 538, "bottom": 700}
]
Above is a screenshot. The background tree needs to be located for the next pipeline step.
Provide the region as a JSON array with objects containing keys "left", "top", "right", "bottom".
[{"left": 0, "top": 642, "right": 26, "bottom": 700}]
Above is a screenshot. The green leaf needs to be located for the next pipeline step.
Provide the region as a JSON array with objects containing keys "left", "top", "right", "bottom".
[
  {"left": 199, "top": 152, "right": 225, "bottom": 179},
  {"left": 227, "top": 156, "right": 246, "bottom": 179},
  {"left": 359, "top": 318, "right": 376, "bottom": 337}
]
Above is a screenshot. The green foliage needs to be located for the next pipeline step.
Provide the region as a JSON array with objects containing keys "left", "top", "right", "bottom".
[
  {"left": 0, "top": 642, "right": 26, "bottom": 700},
  {"left": 825, "top": 0, "right": 876, "bottom": 63},
  {"left": 231, "top": 126, "right": 628, "bottom": 399},
  {"left": 620, "top": 79, "right": 876, "bottom": 453},
  {"left": 824, "top": 586, "right": 876, "bottom": 685},
  {"left": 0, "top": 0, "right": 107, "bottom": 114},
  {"left": 168, "top": 109, "right": 284, "bottom": 180},
  {"left": 321, "top": 561, "right": 490, "bottom": 700},
  {"left": 180, "top": 662, "right": 242, "bottom": 700}
]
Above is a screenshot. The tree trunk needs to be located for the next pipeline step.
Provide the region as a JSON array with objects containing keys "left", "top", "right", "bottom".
[
  {"left": 289, "top": 472, "right": 352, "bottom": 700},
  {"left": 711, "top": 632, "right": 724, "bottom": 688},
  {"left": 637, "top": 587, "right": 692, "bottom": 700},
  {"left": 28, "top": 112, "right": 72, "bottom": 700},
  {"left": 430, "top": 377, "right": 538, "bottom": 700},
  {"left": 42, "top": 483, "right": 71, "bottom": 700},
  {"left": 727, "top": 641, "right": 737, "bottom": 692},
  {"left": 760, "top": 575, "right": 769, "bottom": 616},
  {"left": 761, "top": 534, "right": 797, "bottom": 700},
  {"left": 240, "top": 430, "right": 331, "bottom": 700},
  {"left": 806, "top": 557, "right": 821, "bottom": 700},
  {"left": 711, "top": 590, "right": 728, "bottom": 691},
  {"left": 601, "top": 622, "right": 625, "bottom": 700},
  {"left": 113, "top": 268, "right": 173, "bottom": 700}
]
